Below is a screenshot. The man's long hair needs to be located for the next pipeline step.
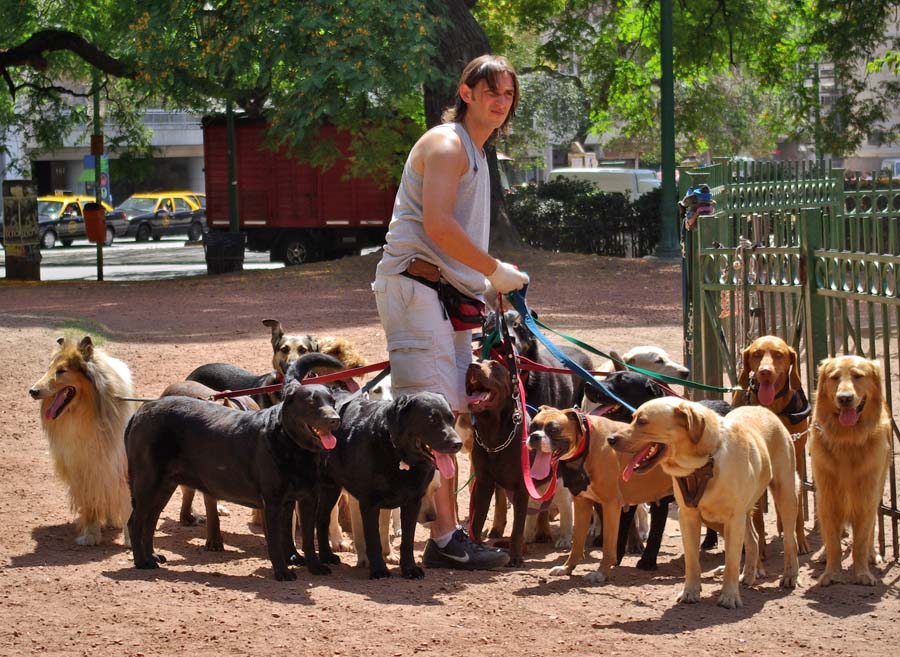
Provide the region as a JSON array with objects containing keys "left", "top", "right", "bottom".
[{"left": 441, "top": 54, "right": 519, "bottom": 143}]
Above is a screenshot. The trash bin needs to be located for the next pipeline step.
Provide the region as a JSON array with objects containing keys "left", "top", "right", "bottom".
[
  {"left": 83, "top": 203, "right": 106, "bottom": 243},
  {"left": 203, "top": 230, "right": 245, "bottom": 275}
]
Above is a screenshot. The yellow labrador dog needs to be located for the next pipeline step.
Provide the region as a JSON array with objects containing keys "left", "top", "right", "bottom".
[
  {"left": 810, "top": 355, "right": 891, "bottom": 587},
  {"left": 608, "top": 399, "right": 800, "bottom": 609}
]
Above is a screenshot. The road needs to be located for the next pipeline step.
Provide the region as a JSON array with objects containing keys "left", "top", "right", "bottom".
[{"left": 0, "top": 236, "right": 283, "bottom": 282}]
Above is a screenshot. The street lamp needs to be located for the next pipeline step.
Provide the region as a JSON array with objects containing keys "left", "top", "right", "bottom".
[{"left": 198, "top": 2, "right": 240, "bottom": 236}]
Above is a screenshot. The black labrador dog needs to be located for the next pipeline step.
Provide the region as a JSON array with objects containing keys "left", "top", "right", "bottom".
[
  {"left": 186, "top": 362, "right": 283, "bottom": 409},
  {"left": 584, "top": 370, "right": 732, "bottom": 565},
  {"left": 312, "top": 387, "right": 463, "bottom": 580},
  {"left": 126, "top": 353, "right": 343, "bottom": 581}
]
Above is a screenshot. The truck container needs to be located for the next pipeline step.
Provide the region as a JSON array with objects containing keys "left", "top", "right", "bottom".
[{"left": 202, "top": 117, "right": 396, "bottom": 264}]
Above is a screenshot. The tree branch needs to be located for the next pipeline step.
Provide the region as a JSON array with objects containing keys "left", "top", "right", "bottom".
[{"left": 0, "top": 29, "right": 136, "bottom": 80}]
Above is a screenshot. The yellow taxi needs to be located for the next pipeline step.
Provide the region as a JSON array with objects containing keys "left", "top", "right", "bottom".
[
  {"left": 114, "top": 192, "right": 207, "bottom": 242},
  {"left": 37, "top": 195, "right": 117, "bottom": 249}
]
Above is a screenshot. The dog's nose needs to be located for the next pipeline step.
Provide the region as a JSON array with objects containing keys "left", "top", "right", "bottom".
[
  {"left": 607, "top": 434, "right": 618, "bottom": 446},
  {"left": 527, "top": 432, "right": 544, "bottom": 449},
  {"left": 836, "top": 392, "right": 855, "bottom": 407},
  {"left": 325, "top": 414, "right": 341, "bottom": 429},
  {"left": 28, "top": 388, "right": 40, "bottom": 399}
]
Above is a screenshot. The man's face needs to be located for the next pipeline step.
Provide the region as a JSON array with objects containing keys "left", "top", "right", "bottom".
[{"left": 462, "top": 72, "right": 516, "bottom": 130}]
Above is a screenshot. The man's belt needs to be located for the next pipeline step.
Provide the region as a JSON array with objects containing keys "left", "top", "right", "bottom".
[{"left": 401, "top": 257, "right": 441, "bottom": 290}]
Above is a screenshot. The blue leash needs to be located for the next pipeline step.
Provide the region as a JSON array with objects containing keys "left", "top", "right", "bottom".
[{"left": 508, "top": 287, "right": 637, "bottom": 414}]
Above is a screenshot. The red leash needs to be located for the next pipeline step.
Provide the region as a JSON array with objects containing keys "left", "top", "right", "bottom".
[
  {"left": 211, "top": 360, "right": 389, "bottom": 400},
  {"left": 515, "top": 354, "right": 611, "bottom": 377}
]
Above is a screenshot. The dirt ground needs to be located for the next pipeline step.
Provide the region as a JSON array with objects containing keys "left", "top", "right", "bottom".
[{"left": 1, "top": 247, "right": 897, "bottom": 657}]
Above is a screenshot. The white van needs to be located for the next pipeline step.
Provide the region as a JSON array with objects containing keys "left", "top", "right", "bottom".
[{"left": 548, "top": 167, "right": 661, "bottom": 198}]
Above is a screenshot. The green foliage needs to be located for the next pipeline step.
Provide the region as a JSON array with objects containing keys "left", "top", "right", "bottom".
[{"left": 507, "top": 178, "right": 661, "bottom": 257}]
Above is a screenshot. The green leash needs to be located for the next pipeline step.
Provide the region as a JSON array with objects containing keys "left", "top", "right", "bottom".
[{"left": 530, "top": 315, "right": 732, "bottom": 394}]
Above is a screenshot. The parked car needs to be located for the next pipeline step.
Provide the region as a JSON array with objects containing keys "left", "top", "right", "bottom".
[
  {"left": 115, "top": 192, "right": 206, "bottom": 242},
  {"left": 36, "top": 195, "right": 122, "bottom": 249},
  {"left": 548, "top": 167, "right": 661, "bottom": 199}
]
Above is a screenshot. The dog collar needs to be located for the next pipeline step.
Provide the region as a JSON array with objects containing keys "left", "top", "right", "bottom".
[
  {"left": 560, "top": 409, "right": 589, "bottom": 461},
  {"left": 781, "top": 388, "right": 811, "bottom": 424},
  {"left": 675, "top": 457, "right": 715, "bottom": 508}
]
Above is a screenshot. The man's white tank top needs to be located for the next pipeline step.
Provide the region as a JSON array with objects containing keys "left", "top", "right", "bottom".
[{"left": 375, "top": 121, "right": 490, "bottom": 299}]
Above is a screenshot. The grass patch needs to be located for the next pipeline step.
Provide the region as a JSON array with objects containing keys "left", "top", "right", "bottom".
[{"left": 57, "top": 319, "right": 112, "bottom": 345}]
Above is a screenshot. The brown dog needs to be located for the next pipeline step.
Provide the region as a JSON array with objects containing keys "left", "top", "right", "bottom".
[
  {"left": 608, "top": 399, "right": 799, "bottom": 608},
  {"left": 810, "top": 355, "right": 891, "bottom": 586},
  {"left": 736, "top": 335, "right": 811, "bottom": 555},
  {"left": 528, "top": 406, "right": 672, "bottom": 583}
]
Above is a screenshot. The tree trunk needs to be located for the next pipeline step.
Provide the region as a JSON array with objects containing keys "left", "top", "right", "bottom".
[{"left": 425, "top": 0, "right": 521, "bottom": 250}]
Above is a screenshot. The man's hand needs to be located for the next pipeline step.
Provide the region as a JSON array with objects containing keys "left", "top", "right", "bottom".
[{"left": 487, "top": 260, "right": 529, "bottom": 294}]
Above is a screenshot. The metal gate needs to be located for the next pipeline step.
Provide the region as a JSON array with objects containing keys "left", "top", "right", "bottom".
[{"left": 682, "top": 159, "right": 900, "bottom": 558}]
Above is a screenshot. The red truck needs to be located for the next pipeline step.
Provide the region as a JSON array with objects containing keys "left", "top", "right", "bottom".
[{"left": 202, "top": 117, "right": 396, "bottom": 264}]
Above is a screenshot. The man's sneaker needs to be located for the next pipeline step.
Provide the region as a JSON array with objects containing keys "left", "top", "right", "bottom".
[{"left": 422, "top": 528, "right": 510, "bottom": 570}]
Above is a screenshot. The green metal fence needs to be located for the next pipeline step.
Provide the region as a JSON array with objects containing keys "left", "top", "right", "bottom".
[{"left": 682, "top": 159, "right": 900, "bottom": 558}]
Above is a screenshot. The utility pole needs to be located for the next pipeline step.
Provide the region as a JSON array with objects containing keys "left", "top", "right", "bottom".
[{"left": 654, "top": 0, "right": 680, "bottom": 258}]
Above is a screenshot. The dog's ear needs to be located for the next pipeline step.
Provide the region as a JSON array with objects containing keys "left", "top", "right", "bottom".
[
  {"left": 77, "top": 336, "right": 94, "bottom": 361},
  {"left": 788, "top": 346, "right": 803, "bottom": 391},
  {"left": 610, "top": 349, "right": 626, "bottom": 372},
  {"left": 386, "top": 395, "right": 413, "bottom": 445},
  {"left": 645, "top": 376, "right": 665, "bottom": 398},
  {"left": 738, "top": 346, "right": 753, "bottom": 388},
  {"left": 676, "top": 402, "right": 706, "bottom": 444},
  {"left": 262, "top": 319, "right": 284, "bottom": 349},
  {"left": 563, "top": 408, "right": 585, "bottom": 439},
  {"left": 56, "top": 336, "right": 66, "bottom": 346}
]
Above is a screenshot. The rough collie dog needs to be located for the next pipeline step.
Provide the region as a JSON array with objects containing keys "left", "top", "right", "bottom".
[{"left": 29, "top": 336, "right": 134, "bottom": 546}]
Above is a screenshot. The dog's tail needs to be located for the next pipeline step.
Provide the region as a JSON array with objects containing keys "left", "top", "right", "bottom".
[{"left": 285, "top": 352, "right": 347, "bottom": 384}]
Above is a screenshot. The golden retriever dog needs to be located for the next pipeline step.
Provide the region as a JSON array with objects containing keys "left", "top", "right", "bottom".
[
  {"left": 810, "top": 355, "right": 891, "bottom": 586},
  {"left": 608, "top": 399, "right": 799, "bottom": 608},
  {"left": 528, "top": 407, "right": 673, "bottom": 583},
  {"left": 28, "top": 337, "right": 134, "bottom": 546},
  {"left": 736, "top": 335, "right": 811, "bottom": 555}
]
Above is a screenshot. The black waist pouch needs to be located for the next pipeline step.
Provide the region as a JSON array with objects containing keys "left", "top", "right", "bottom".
[{"left": 438, "top": 282, "right": 485, "bottom": 331}]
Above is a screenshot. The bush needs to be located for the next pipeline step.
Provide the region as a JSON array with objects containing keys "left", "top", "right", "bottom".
[{"left": 507, "top": 179, "right": 661, "bottom": 257}]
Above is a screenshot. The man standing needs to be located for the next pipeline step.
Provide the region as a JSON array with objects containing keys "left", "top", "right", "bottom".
[{"left": 373, "top": 54, "right": 529, "bottom": 570}]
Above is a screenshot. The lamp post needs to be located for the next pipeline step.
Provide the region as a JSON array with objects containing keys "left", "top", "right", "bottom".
[
  {"left": 198, "top": 3, "right": 244, "bottom": 273},
  {"left": 654, "top": 0, "right": 680, "bottom": 258},
  {"left": 199, "top": 3, "right": 239, "bottom": 235}
]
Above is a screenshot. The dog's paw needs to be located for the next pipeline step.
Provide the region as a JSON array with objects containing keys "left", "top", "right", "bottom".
[
  {"left": 355, "top": 556, "right": 369, "bottom": 569},
  {"left": 850, "top": 569, "right": 878, "bottom": 586},
  {"left": 635, "top": 556, "right": 658, "bottom": 571},
  {"left": 369, "top": 566, "right": 391, "bottom": 579},
  {"left": 274, "top": 568, "right": 298, "bottom": 582},
  {"left": 676, "top": 585, "right": 702, "bottom": 604},
  {"left": 307, "top": 562, "right": 332, "bottom": 576},
  {"left": 402, "top": 565, "right": 425, "bottom": 580},
  {"left": 780, "top": 571, "right": 798, "bottom": 589},
  {"left": 549, "top": 565, "right": 572, "bottom": 577},
  {"left": 288, "top": 553, "right": 306, "bottom": 567},
  {"left": 870, "top": 551, "right": 884, "bottom": 566},
  {"left": 507, "top": 555, "right": 524, "bottom": 568},
  {"left": 179, "top": 512, "right": 201, "bottom": 526},
  {"left": 818, "top": 570, "right": 842, "bottom": 587},
  {"left": 716, "top": 589, "right": 743, "bottom": 609},
  {"left": 700, "top": 535, "right": 718, "bottom": 551},
  {"left": 384, "top": 551, "right": 400, "bottom": 565},
  {"left": 134, "top": 558, "right": 161, "bottom": 570},
  {"left": 487, "top": 527, "right": 505, "bottom": 540},
  {"left": 320, "top": 551, "right": 342, "bottom": 565},
  {"left": 584, "top": 570, "right": 608, "bottom": 584},
  {"left": 75, "top": 529, "right": 101, "bottom": 546},
  {"left": 797, "top": 536, "right": 810, "bottom": 555},
  {"left": 625, "top": 539, "right": 644, "bottom": 555},
  {"left": 205, "top": 538, "right": 224, "bottom": 552},
  {"left": 555, "top": 536, "right": 573, "bottom": 550},
  {"left": 216, "top": 503, "right": 231, "bottom": 517}
]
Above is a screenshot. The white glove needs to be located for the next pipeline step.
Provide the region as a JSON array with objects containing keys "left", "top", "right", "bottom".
[{"left": 487, "top": 260, "right": 529, "bottom": 294}]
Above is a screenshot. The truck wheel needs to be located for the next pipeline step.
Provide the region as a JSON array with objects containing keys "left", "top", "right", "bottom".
[
  {"left": 136, "top": 224, "right": 152, "bottom": 242},
  {"left": 283, "top": 235, "right": 312, "bottom": 265},
  {"left": 41, "top": 230, "right": 57, "bottom": 249}
]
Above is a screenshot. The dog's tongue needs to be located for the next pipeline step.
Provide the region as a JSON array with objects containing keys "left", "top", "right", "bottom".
[
  {"left": 317, "top": 430, "right": 337, "bottom": 450},
  {"left": 757, "top": 381, "right": 776, "bottom": 406},
  {"left": 46, "top": 389, "right": 70, "bottom": 420},
  {"left": 839, "top": 407, "right": 859, "bottom": 427},
  {"left": 623, "top": 444, "right": 655, "bottom": 483},
  {"left": 531, "top": 450, "right": 552, "bottom": 480},
  {"left": 434, "top": 452, "right": 456, "bottom": 480},
  {"left": 466, "top": 391, "right": 490, "bottom": 407}
]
